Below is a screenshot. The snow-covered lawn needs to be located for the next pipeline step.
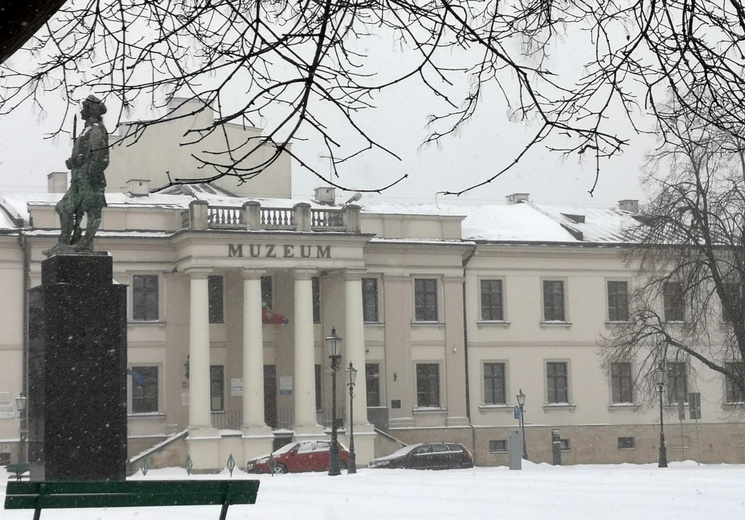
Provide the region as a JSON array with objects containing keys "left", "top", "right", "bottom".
[{"left": 3, "top": 461, "right": 744, "bottom": 519}]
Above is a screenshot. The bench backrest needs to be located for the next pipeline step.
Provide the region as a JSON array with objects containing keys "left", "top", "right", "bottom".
[{"left": 5, "top": 480, "right": 260, "bottom": 510}]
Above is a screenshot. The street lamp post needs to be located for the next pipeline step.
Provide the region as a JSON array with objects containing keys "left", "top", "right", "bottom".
[
  {"left": 654, "top": 367, "right": 668, "bottom": 468},
  {"left": 15, "top": 393, "right": 27, "bottom": 464},
  {"left": 326, "top": 328, "right": 343, "bottom": 476},
  {"left": 346, "top": 362, "right": 358, "bottom": 474},
  {"left": 516, "top": 389, "right": 528, "bottom": 460}
]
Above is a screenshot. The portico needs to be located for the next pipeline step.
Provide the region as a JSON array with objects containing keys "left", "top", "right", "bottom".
[{"left": 176, "top": 229, "right": 375, "bottom": 471}]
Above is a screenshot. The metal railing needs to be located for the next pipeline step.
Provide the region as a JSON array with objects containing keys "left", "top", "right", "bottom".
[{"left": 212, "top": 408, "right": 346, "bottom": 431}]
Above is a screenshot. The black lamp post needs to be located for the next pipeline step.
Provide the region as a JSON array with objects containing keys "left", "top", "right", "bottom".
[
  {"left": 346, "top": 362, "right": 358, "bottom": 474},
  {"left": 516, "top": 389, "right": 528, "bottom": 460},
  {"left": 16, "top": 393, "right": 27, "bottom": 464},
  {"left": 654, "top": 367, "right": 668, "bottom": 468},
  {"left": 326, "top": 328, "right": 342, "bottom": 476}
]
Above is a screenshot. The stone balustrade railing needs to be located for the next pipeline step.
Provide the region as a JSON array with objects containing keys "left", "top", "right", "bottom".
[{"left": 186, "top": 200, "right": 360, "bottom": 233}]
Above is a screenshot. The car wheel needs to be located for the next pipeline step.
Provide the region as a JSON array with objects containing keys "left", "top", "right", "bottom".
[
  {"left": 273, "top": 464, "right": 288, "bottom": 474},
  {"left": 340, "top": 461, "right": 348, "bottom": 471}
]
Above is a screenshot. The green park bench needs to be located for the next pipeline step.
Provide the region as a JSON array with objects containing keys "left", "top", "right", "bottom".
[
  {"left": 5, "top": 463, "right": 29, "bottom": 481},
  {"left": 4, "top": 479, "right": 260, "bottom": 520}
]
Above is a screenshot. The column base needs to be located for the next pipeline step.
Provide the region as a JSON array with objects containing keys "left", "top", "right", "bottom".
[
  {"left": 293, "top": 423, "right": 326, "bottom": 437},
  {"left": 242, "top": 425, "right": 275, "bottom": 462},
  {"left": 186, "top": 427, "right": 221, "bottom": 473},
  {"left": 341, "top": 423, "right": 376, "bottom": 467}
]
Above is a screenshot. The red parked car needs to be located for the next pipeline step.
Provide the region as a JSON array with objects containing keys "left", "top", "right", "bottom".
[{"left": 246, "top": 440, "right": 350, "bottom": 474}]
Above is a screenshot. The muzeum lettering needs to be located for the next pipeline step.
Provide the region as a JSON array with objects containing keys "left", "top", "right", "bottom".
[{"left": 228, "top": 243, "right": 331, "bottom": 259}]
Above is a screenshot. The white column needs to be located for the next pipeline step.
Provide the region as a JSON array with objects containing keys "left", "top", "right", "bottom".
[
  {"left": 188, "top": 270, "right": 212, "bottom": 430},
  {"left": 242, "top": 269, "right": 267, "bottom": 430},
  {"left": 293, "top": 270, "right": 321, "bottom": 432},
  {"left": 344, "top": 270, "right": 369, "bottom": 425}
]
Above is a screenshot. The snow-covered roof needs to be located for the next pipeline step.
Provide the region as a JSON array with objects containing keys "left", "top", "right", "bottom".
[
  {"left": 0, "top": 186, "right": 640, "bottom": 245},
  {"left": 359, "top": 200, "right": 637, "bottom": 244}
]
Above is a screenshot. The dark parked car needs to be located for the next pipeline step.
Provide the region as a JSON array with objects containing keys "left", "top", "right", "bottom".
[
  {"left": 246, "top": 440, "right": 350, "bottom": 474},
  {"left": 369, "top": 442, "right": 474, "bottom": 470}
]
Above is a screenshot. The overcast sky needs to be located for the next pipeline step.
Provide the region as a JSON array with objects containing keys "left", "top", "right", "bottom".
[{"left": 0, "top": 22, "right": 655, "bottom": 208}]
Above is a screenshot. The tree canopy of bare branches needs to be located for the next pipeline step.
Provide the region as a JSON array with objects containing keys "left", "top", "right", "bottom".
[
  {"left": 1, "top": 1, "right": 745, "bottom": 193},
  {"left": 602, "top": 95, "right": 745, "bottom": 405}
]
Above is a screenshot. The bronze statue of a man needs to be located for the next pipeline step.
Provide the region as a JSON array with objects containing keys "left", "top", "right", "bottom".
[{"left": 53, "top": 94, "right": 109, "bottom": 253}]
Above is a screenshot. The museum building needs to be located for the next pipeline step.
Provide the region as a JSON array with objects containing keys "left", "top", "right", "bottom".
[{"left": 1, "top": 99, "right": 744, "bottom": 470}]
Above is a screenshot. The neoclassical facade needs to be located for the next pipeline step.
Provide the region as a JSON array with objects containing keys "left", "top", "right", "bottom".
[{"left": 1, "top": 102, "right": 743, "bottom": 470}]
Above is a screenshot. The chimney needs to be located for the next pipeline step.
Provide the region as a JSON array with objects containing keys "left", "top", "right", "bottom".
[
  {"left": 618, "top": 199, "right": 639, "bottom": 213},
  {"left": 506, "top": 193, "right": 530, "bottom": 205},
  {"left": 314, "top": 187, "right": 336, "bottom": 205},
  {"left": 47, "top": 172, "right": 68, "bottom": 193},
  {"left": 127, "top": 179, "right": 151, "bottom": 196}
]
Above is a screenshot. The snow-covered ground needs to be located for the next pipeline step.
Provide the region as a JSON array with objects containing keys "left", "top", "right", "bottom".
[{"left": 3, "top": 461, "right": 744, "bottom": 519}]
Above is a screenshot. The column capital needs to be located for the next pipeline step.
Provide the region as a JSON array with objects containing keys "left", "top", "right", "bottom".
[
  {"left": 241, "top": 268, "right": 267, "bottom": 280},
  {"left": 343, "top": 268, "right": 368, "bottom": 281},
  {"left": 183, "top": 267, "right": 213, "bottom": 279},
  {"left": 293, "top": 268, "right": 317, "bottom": 280}
]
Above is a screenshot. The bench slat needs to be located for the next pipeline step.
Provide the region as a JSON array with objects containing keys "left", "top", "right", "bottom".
[{"left": 5, "top": 480, "right": 260, "bottom": 511}]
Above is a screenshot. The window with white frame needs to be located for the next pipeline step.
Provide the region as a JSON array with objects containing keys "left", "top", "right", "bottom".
[
  {"left": 611, "top": 362, "right": 633, "bottom": 404},
  {"left": 414, "top": 278, "right": 438, "bottom": 322},
  {"left": 546, "top": 361, "right": 569, "bottom": 404},
  {"left": 261, "top": 275, "right": 273, "bottom": 309},
  {"left": 666, "top": 362, "right": 688, "bottom": 403},
  {"left": 607, "top": 281, "right": 629, "bottom": 322},
  {"left": 130, "top": 366, "right": 158, "bottom": 413},
  {"left": 416, "top": 363, "right": 440, "bottom": 407},
  {"left": 664, "top": 282, "right": 685, "bottom": 322},
  {"left": 483, "top": 362, "right": 506, "bottom": 405},
  {"left": 480, "top": 279, "right": 504, "bottom": 321},
  {"left": 362, "top": 278, "right": 380, "bottom": 323},
  {"left": 208, "top": 275, "right": 224, "bottom": 324},
  {"left": 366, "top": 363, "right": 381, "bottom": 407},
  {"left": 543, "top": 280, "right": 566, "bottom": 322},
  {"left": 132, "top": 274, "right": 159, "bottom": 321},
  {"left": 210, "top": 365, "right": 224, "bottom": 411},
  {"left": 312, "top": 276, "right": 321, "bottom": 323},
  {"left": 725, "top": 362, "right": 745, "bottom": 403}
]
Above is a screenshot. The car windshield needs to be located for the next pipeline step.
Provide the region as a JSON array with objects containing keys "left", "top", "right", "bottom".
[
  {"left": 377, "top": 443, "right": 421, "bottom": 460},
  {"left": 272, "top": 442, "right": 298, "bottom": 456}
]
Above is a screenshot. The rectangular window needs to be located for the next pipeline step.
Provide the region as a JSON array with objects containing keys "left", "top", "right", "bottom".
[
  {"left": 546, "top": 362, "right": 569, "bottom": 404},
  {"left": 416, "top": 363, "right": 440, "bottom": 407},
  {"left": 560, "top": 439, "right": 571, "bottom": 452},
  {"left": 210, "top": 365, "right": 224, "bottom": 411},
  {"left": 362, "top": 278, "right": 380, "bottom": 323},
  {"left": 607, "top": 281, "right": 629, "bottom": 322},
  {"left": 208, "top": 275, "right": 224, "bottom": 324},
  {"left": 664, "top": 282, "right": 685, "bottom": 322},
  {"left": 483, "top": 362, "right": 506, "bottom": 405},
  {"left": 722, "top": 283, "right": 742, "bottom": 323},
  {"left": 131, "top": 366, "right": 158, "bottom": 413},
  {"left": 543, "top": 280, "right": 566, "bottom": 322},
  {"left": 667, "top": 362, "right": 688, "bottom": 403},
  {"left": 618, "top": 437, "right": 636, "bottom": 450},
  {"left": 261, "top": 276, "right": 272, "bottom": 309},
  {"left": 489, "top": 440, "right": 507, "bottom": 453},
  {"left": 480, "top": 279, "right": 504, "bottom": 321},
  {"left": 611, "top": 362, "right": 633, "bottom": 404},
  {"left": 312, "top": 277, "right": 321, "bottom": 324},
  {"left": 414, "top": 279, "right": 438, "bottom": 322},
  {"left": 366, "top": 363, "right": 381, "bottom": 407},
  {"left": 132, "top": 274, "right": 159, "bottom": 321},
  {"left": 725, "top": 362, "right": 745, "bottom": 403}
]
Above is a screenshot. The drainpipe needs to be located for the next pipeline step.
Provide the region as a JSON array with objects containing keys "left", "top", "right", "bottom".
[
  {"left": 461, "top": 245, "right": 477, "bottom": 460},
  {"left": 18, "top": 229, "right": 30, "bottom": 415}
]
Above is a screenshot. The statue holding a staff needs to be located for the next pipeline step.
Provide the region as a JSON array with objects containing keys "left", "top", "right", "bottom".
[{"left": 48, "top": 95, "right": 109, "bottom": 254}]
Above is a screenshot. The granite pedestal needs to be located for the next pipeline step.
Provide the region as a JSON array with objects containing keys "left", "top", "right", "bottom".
[{"left": 27, "top": 254, "right": 127, "bottom": 481}]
